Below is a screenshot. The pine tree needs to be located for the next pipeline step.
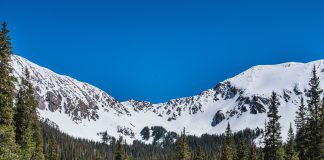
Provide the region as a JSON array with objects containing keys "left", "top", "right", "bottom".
[
  {"left": 284, "top": 123, "right": 299, "bottom": 160},
  {"left": 175, "top": 128, "right": 190, "bottom": 160},
  {"left": 320, "top": 97, "right": 324, "bottom": 160},
  {"left": 140, "top": 126, "right": 150, "bottom": 140},
  {"left": 48, "top": 134, "right": 59, "bottom": 160},
  {"left": 32, "top": 120, "right": 45, "bottom": 160},
  {"left": 14, "top": 69, "right": 35, "bottom": 159},
  {"left": 115, "top": 137, "right": 125, "bottom": 160},
  {"left": 0, "top": 21, "right": 19, "bottom": 160},
  {"left": 294, "top": 96, "right": 308, "bottom": 160},
  {"left": 221, "top": 123, "right": 235, "bottom": 160},
  {"left": 192, "top": 146, "right": 204, "bottom": 160},
  {"left": 264, "top": 92, "right": 283, "bottom": 160},
  {"left": 25, "top": 69, "right": 45, "bottom": 160},
  {"left": 237, "top": 135, "right": 248, "bottom": 160},
  {"left": 249, "top": 144, "right": 257, "bottom": 160},
  {"left": 123, "top": 152, "right": 129, "bottom": 160},
  {"left": 305, "top": 66, "right": 323, "bottom": 159},
  {"left": 95, "top": 151, "right": 103, "bottom": 160}
]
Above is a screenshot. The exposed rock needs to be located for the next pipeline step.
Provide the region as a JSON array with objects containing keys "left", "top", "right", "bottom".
[
  {"left": 293, "top": 84, "right": 302, "bottom": 95},
  {"left": 236, "top": 95, "right": 267, "bottom": 115},
  {"left": 34, "top": 92, "right": 46, "bottom": 110},
  {"left": 46, "top": 91, "right": 62, "bottom": 112},
  {"left": 249, "top": 96, "right": 267, "bottom": 114},
  {"left": 211, "top": 110, "right": 225, "bottom": 127},
  {"left": 283, "top": 89, "right": 292, "bottom": 102}
]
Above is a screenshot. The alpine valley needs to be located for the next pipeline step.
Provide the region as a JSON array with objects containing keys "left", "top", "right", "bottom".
[{"left": 10, "top": 55, "right": 324, "bottom": 143}]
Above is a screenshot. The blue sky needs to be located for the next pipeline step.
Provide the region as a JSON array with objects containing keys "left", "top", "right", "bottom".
[{"left": 1, "top": 0, "right": 324, "bottom": 102}]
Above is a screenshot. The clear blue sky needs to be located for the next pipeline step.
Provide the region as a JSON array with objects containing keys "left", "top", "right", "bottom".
[{"left": 1, "top": 0, "right": 324, "bottom": 103}]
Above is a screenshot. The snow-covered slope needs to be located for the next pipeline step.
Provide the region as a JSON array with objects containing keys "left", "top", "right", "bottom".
[{"left": 10, "top": 55, "right": 324, "bottom": 143}]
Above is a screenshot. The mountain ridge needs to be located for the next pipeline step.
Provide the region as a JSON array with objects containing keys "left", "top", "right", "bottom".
[{"left": 10, "top": 54, "right": 324, "bottom": 143}]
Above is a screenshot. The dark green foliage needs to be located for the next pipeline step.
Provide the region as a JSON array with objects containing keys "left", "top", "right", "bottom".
[
  {"left": 237, "top": 135, "right": 248, "bottom": 160},
  {"left": 140, "top": 126, "right": 150, "bottom": 140},
  {"left": 14, "top": 69, "right": 45, "bottom": 160},
  {"left": 100, "top": 131, "right": 109, "bottom": 143},
  {"left": 32, "top": 118, "right": 45, "bottom": 160},
  {"left": 41, "top": 119, "right": 262, "bottom": 160},
  {"left": 14, "top": 72, "right": 35, "bottom": 159},
  {"left": 305, "top": 66, "right": 323, "bottom": 159},
  {"left": 162, "top": 131, "right": 178, "bottom": 146},
  {"left": 192, "top": 146, "right": 204, "bottom": 160},
  {"left": 294, "top": 96, "right": 308, "bottom": 160},
  {"left": 95, "top": 151, "right": 103, "bottom": 160},
  {"left": 48, "top": 134, "right": 59, "bottom": 160},
  {"left": 284, "top": 123, "right": 298, "bottom": 160},
  {"left": 115, "top": 137, "right": 125, "bottom": 160},
  {"left": 151, "top": 126, "right": 167, "bottom": 145},
  {"left": 221, "top": 123, "right": 235, "bottom": 160},
  {"left": 320, "top": 97, "right": 324, "bottom": 160},
  {"left": 175, "top": 128, "right": 190, "bottom": 160},
  {"left": 264, "top": 92, "right": 283, "bottom": 160},
  {"left": 14, "top": 69, "right": 36, "bottom": 159},
  {"left": 27, "top": 70, "right": 45, "bottom": 160},
  {"left": 98, "top": 131, "right": 116, "bottom": 145},
  {"left": 0, "top": 21, "right": 19, "bottom": 159},
  {"left": 249, "top": 144, "right": 257, "bottom": 160}
]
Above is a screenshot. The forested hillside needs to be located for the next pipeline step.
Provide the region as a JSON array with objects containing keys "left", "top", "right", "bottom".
[{"left": 41, "top": 119, "right": 262, "bottom": 160}]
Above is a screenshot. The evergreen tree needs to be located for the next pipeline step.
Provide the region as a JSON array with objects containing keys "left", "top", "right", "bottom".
[
  {"left": 192, "top": 146, "right": 204, "bottom": 160},
  {"left": 32, "top": 118, "right": 45, "bottom": 160},
  {"left": 249, "top": 144, "right": 257, "bottom": 160},
  {"left": 0, "top": 21, "right": 19, "bottom": 160},
  {"left": 48, "top": 134, "right": 59, "bottom": 160},
  {"left": 294, "top": 96, "right": 308, "bottom": 160},
  {"left": 264, "top": 92, "right": 283, "bottom": 160},
  {"left": 258, "top": 152, "right": 265, "bottom": 160},
  {"left": 140, "top": 126, "right": 150, "bottom": 140},
  {"left": 284, "top": 123, "right": 298, "bottom": 160},
  {"left": 175, "top": 128, "right": 190, "bottom": 160},
  {"left": 95, "top": 151, "right": 103, "bottom": 160},
  {"left": 123, "top": 152, "right": 129, "bottom": 160},
  {"left": 14, "top": 69, "right": 35, "bottom": 159},
  {"left": 101, "top": 131, "right": 109, "bottom": 143},
  {"left": 305, "top": 66, "right": 323, "bottom": 159},
  {"left": 320, "top": 97, "right": 324, "bottom": 160},
  {"left": 221, "top": 123, "right": 235, "bottom": 160},
  {"left": 115, "top": 137, "right": 125, "bottom": 160},
  {"left": 26, "top": 69, "right": 45, "bottom": 160},
  {"left": 237, "top": 135, "right": 248, "bottom": 160}
]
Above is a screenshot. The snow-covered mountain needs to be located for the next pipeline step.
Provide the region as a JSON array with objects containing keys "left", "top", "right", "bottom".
[{"left": 10, "top": 55, "right": 324, "bottom": 143}]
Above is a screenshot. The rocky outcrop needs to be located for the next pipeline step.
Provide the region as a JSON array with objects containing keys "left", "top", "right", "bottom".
[{"left": 211, "top": 110, "right": 225, "bottom": 127}]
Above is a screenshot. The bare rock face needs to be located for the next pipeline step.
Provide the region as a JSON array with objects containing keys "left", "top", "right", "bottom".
[
  {"left": 214, "top": 81, "right": 242, "bottom": 100},
  {"left": 211, "top": 110, "right": 225, "bottom": 127},
  {"left": 46, "top": 91, "right": 62, "bottom": 112},
  {"left": 34, "top": 92, "right": 46, "bottom": 110}
]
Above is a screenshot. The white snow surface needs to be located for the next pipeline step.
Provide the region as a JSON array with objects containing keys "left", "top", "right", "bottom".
[{"left": 9, "top": 55, "right": 324, "bottom": 143}]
